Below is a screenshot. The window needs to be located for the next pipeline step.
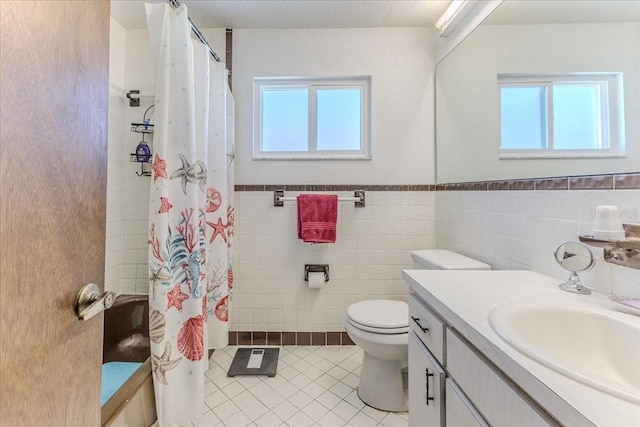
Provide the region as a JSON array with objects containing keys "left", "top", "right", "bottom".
[
  {"left": 254, "top": 77, "right": 371, "bottom": 159},
  {"left": 498, "top": 73, "right": 624, "bottom": 159}
]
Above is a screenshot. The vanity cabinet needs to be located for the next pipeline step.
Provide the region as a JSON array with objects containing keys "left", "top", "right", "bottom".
[
  {"left": 408, "top": 332, "right": 445, "bottom": 427},
  {"left": 408, "top": 294, "right": 445, "bottom": 364},
  {"left": 445, "top": 379, "right": 488, "bottom": 427},
  {"left": 409, "top": 291, "right": 559, "bottom": 427},
  {"left": 447, "top": 330, "right": 558, "bottom": 427}
]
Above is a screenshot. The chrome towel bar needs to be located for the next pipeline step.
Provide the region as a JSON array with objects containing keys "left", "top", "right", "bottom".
[{"left": 273, "top": 190, "right": 365, "bottom": 208}]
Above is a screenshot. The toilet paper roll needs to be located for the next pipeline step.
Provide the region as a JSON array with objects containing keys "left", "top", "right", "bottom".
[{"left": 307, "top": 272, "right": 325, "bottom": 289}]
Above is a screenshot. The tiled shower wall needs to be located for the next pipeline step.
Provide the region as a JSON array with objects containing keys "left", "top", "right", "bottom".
[
  {"left": 112, "top": 99, "right": 155, "bottom": 296},
  {"left": 105, "top": 23, "right": 167, "bottom": 295},
  {"left": 436, "top": 184, "right": 640, "bottom": 299},
  {"left": 105, "top": 94, "right": 155, "bottom": 296},
  {"left": 231, "top": 190, "right": 436, "bottom": 332},
  {"left": 105, "top": 18, "right": 126, "bottom": 295},
  {"left": 105, "top": 88, "right": 124, "bottom": 295}
]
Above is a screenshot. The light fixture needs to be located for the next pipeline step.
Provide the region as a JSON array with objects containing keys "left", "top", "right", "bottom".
[{"left": 434, "top": 0, "right": 478, "bottom": 38}]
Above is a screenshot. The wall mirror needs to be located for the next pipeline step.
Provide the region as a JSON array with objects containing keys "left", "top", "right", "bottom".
[{"left": 435, "top": 0, "right": 640, "bottom": 183}]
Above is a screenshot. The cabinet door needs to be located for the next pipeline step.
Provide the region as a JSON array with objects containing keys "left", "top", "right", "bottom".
[
  {"left": 409, "top": 331, "right": 445, "bottom": 427},
  {"left": 447, "top": 330, "right": 557, "bottom": 427},
  {"left": 446, "top": 379, "right": 489, "bottom": 427}
]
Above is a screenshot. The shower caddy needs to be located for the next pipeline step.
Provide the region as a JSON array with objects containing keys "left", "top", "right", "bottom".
[{"left": 129, "top": 103, "right": 154, "bottom": 177}]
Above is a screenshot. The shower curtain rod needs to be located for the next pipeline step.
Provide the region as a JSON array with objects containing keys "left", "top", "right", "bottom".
[{"left": 167, "top": 0, "right": 222, "bottom": 63}]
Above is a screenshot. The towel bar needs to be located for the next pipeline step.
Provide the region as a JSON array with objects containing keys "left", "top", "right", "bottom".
[{"left": 273, "top": 190, "right": 365, "bottom": 208}]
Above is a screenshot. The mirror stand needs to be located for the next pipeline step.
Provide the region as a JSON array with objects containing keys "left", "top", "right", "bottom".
[
  {"left": 559, "top": 272, "right": 591, "bottom": 295},
  {"left": 555, "top": 242, "right": 595, "bottom": 295}
]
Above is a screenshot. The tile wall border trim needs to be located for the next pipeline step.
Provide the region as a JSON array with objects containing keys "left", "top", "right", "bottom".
[
  {"left": 235, "top": 184, "right": 436, "bottom": 192},
  {"left": 235, "top": 172, "right": 640, "bottom": 192},
  {"left": 228, "top": 331, "right": 355, "bottom": 346},
  {"left": 435, "top": 172, "right": 639, "bottom": 191}
]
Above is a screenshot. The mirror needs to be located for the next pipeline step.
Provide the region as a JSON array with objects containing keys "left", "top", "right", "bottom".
[
  {"left": 436, "top": 0, "right": 640, "bottom": 183},
  {"left": 555, "top": 242, "right": 595, "bottom": 294},
  {"left": 555, "top": 242, "right": 595, "bottom": 273}
]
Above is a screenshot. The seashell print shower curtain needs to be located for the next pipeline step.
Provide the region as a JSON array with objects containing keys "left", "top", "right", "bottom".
[
  {"left": 145, "top": 3, "right": 233, "bottom": 425},
  {"left": 205, "top": 62, "right": 234, "bottom": 349}
]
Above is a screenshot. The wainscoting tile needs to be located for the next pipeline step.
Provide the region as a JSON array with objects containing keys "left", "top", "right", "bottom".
[
  {"left": 228, "top": 331, "right": 238, "bottom": 346},
  {"left": 282, "top": 332, "right": 296, "bottom": 346},
  {"left": 508, "top": 180, "right": 535, "bottom": 190},
  {"left": 267, "top": 332, "right": 282, "bottom": 346},
  {"left": 327, "top": 332, "right": 341, "bottom": 345},
  {"left": 253, "top": 332, "right": 267, "bottom": 345},
  {"left": 311, "top": 332, "right": 326, "bottom": 345},
  {"left": 341, "top": 332, "right": 355, "bottom": 346},
  {"left": 534, "top": 177, "right": 568, "bottom": 190},
  {"left": 569, "top": 175, "right": 613, "bottom": 190},
  {"left": 614, "top": 173, "right": 640, "bottom": 189},
  {"left": 238, "top": 332, "right": 252, "bottom": 346},
  {"left": 296, "top": 332, "right": 311, "bottom": 346}
]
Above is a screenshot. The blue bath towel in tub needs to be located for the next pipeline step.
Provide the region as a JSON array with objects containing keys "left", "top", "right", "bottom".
[{"left": 101, "top": 361, "right": 143, "bottom": 405}]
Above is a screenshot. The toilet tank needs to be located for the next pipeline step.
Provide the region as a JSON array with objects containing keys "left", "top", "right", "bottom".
[{"left": 411, "top": 249, "right": 491, "bottom": 270}]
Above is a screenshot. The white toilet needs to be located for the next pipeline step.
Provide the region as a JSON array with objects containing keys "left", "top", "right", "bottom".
[{"left": 345, "top": 249, "right": 490, "bottom": 412}]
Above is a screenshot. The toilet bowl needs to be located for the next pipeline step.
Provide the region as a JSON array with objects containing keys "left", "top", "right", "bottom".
[
  {"left": 345, "top": 250, "right": 490, "bottom": 412},
  {"left": 345, "top": 300, "right": 409, "bottom": 412}
]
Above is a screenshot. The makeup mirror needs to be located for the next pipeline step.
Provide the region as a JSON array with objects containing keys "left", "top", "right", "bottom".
[{"left": 555, "top": 242, "right": 595, "bottom": 294}]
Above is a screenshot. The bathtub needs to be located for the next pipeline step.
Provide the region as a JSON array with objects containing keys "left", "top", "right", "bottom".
[{"left": 102, "top": 294, "right": 156, "bottom": 427}]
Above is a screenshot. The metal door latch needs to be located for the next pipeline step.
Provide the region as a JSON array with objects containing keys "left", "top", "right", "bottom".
[{"left": 75, "top": 283, "right": 115, "bottom": 321}]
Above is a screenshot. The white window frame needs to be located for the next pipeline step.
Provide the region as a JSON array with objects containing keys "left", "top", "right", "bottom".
[
  {"left": 497, "top": 73, "right": 625, "bottom": 159},
  {"left": 253, "top": 76, "right": 372, "bottom": 160}
]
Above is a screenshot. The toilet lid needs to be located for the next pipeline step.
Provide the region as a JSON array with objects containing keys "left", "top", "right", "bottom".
[{"left": 347, "top": 300, "right": 409, "bottom": 331}]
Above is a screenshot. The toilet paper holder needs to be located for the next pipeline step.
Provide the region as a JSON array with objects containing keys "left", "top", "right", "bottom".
[{"left": 305, "top": 264, "right": 329, "bottom": 282}]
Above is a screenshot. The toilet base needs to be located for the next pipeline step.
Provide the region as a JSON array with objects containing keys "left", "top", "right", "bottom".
[{"left": 357, "top": 352, "right": 407, "bottom": 412}]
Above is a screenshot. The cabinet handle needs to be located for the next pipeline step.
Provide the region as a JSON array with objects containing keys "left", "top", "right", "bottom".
[
  {"left": 411, "top": 316, "right": 429, "bottom": 333},
  {"left": 425, "top": 368, "right": 435, "bottom": 405}
]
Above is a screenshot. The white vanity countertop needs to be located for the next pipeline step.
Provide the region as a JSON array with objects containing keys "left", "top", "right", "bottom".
[{"left": 402, "top": 269, "right": 640, "bottom": 427}]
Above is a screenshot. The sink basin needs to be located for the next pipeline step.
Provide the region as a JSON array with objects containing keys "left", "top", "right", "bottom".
[{"left": 489, "top": 302, "right": 640, "bottom": 404}]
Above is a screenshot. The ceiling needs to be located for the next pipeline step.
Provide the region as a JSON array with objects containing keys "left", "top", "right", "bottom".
[
  {"left": 110, "top": 0, "right": 451, "bottom": 30},
  {"left": 110, "top": 0, "right": 640, "bottom": 36}
]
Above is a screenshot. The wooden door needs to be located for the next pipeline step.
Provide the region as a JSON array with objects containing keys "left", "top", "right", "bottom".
[{"left": 0, "top": 1, "right": 110, "bottom": 425}]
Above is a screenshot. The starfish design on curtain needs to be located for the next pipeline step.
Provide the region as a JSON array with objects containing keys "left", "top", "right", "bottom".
[
  {"left": 151, "top": 341, "right": 181, "bottom": 385},
  {"left": 166, "top": 283, "right": 189, "bottom": 312},
  {"left": 169, "top": 154, "right": 207, "bottom": 194},
  {"left": 150, "top": 264, "right": 171, "bottom": 297},
  {"left": 152, "top": 153, "right": 167, "bottom": 183},
  {"left": 158, "top": 197, "right": 173, "bottom": 213},
  {"left": 207, "top": 218, "right": 228, "bottom": 244}
]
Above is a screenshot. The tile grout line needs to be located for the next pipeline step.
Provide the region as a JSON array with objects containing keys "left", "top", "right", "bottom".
[{"left": 195, "top": 345, "right": 407, "bottom": 427}]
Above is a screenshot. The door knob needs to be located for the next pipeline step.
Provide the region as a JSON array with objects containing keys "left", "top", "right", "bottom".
[{"left": 75, "top": 283, "right": 115, "bottom": 321}]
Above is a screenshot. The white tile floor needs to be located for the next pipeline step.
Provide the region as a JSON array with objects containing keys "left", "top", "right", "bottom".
[{"left": 188, "top": 346, "right": 409, "bottom": 427}]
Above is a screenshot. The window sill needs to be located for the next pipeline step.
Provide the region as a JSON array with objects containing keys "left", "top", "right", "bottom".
[
  {"left": 253, "top": 153, "right": 372, "bottom": 161},
  {"left": 499, "top": 150, "right": 625, "bottom": 160}
]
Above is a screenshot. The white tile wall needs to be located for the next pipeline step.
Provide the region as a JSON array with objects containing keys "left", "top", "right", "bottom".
[
  {"left": 106, "top": 21, "right": 153, "bottom": 296},
  {"left": 436, "top": 190, "right": 640, "bottom": 298},
  {"left": 105, "top": 94, "right": 153, "bottom": 295},
  {"left": 232, "top": 191, "right": 436, "bottom": 332},
  {"left": 105, "top": 88, "right": 124, "bottom": 295},
  {"left": 118, "top": 98, "right": 154, "bottom": 295},
  {"left": 105, "top": 18, "right": 127, "bottom": 295}
]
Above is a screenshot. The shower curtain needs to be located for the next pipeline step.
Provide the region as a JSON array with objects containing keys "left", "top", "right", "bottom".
[
  {"left": 145, "top": 3, "right": 234, "bottom": 425},
  {"left": 205, "top": 63, "right": 234, "bottom": 349}
]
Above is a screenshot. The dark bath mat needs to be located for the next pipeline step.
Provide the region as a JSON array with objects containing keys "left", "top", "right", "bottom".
[{"left": 227, "top": 348, "right": 279, "bottom": 377}]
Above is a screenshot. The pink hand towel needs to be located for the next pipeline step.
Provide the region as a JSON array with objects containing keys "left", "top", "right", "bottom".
[{"left": 297, "top": 194, "right": 338, "bottom": 243}]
